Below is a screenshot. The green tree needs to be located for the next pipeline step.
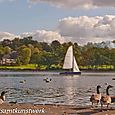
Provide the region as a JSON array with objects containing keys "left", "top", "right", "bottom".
[
  {"left": 0, "top": 46, "right": 5, "bottom": 59},
  {"left": 4, "top": 46, "right": 11, "bottom": 55},
  {"left": 30, "top": 47, "right": 40, "bottom": 64},
  {"left": 17, "top": 46, "right": 31, "bottom": 65},
  {"left": 11, "top": 37, "right": 20, "bottom": 50},
  {"left": 37, "top": 51, "right": 56, "bottom": 69}
]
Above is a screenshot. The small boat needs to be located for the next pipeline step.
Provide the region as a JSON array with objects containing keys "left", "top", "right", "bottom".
[
  {"left": 112, "top": 78, "right": 115, "bottom": 80},
  {"left": 60, "top": 46, "right": 81, "bottom": 75}
]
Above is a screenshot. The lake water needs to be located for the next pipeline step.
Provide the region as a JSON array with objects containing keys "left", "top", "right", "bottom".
[{"left": 0, "top": 71, "right": 115, "bottom": 106}]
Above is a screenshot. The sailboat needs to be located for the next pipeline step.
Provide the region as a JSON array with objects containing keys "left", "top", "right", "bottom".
[{"left": 60, "top": 46, "right": 81, "bottom": 75}]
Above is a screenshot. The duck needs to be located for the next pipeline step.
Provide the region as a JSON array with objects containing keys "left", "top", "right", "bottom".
[
  {"left": 90, "top": 85, "right": 101, "bottom": 107},
  {"left": 19, "top": 80, "right": 26, "bottom": 83},
  {"left": 0, "top": 91, "right": 7, "bottom": 104},
  {"left": 100, "top": 85, "right": 113, "bottom": 111},
  {"left": 43, "top": 78, "right": 52, "bottom": 83}
]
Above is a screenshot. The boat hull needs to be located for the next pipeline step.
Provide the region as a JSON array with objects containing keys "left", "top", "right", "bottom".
[{"left": 60, "top": 71, "right": 81, "bottom": 75}]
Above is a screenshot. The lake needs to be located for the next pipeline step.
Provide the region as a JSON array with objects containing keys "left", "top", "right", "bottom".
[{"left": 0, "top": 71, "right": 115, "bottom": 106}]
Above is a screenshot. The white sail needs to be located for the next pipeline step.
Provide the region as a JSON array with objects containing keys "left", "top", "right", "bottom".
[
  {"left": 63, "top": 46, "right": 73, "bottom": 69},
  {"left": 73, "top": 57, "right": 80, "bottom": 72},
  {"left": 61, "top": 45, "right": 81, "bottom": 74}
]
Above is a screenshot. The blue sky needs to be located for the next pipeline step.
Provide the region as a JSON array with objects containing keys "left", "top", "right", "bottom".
[
  {"left": 0, "top": 0, "right": 115, "bottom": 44},
  {"left": 0, "top": 0, "right": 114, "bottom": 34}
]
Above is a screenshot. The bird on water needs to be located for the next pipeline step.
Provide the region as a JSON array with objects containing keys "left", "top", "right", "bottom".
[{"left": 0, "top": 91, "right": 7, "bottom": 104}]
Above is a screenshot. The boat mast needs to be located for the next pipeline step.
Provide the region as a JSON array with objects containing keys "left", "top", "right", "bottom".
[
  {"left": 72, "top": 46, "right": 74, "bottom": 72},
  {"left": 70, "top": 45, "right": 74, "bottom": 72}
]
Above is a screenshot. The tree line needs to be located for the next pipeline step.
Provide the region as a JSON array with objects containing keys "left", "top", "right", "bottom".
[{"left": 0, "top": 36, "right": 115, "bottom": 70}]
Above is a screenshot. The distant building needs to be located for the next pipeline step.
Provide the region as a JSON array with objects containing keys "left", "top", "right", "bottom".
[{"left": 0, "top": 51, "right": 18, "bottom": 65}]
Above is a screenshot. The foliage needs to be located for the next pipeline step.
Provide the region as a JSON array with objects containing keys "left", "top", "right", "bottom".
[
  {"left": 17, "top": 46, "right": 31, "bottom": 65},
  {"left": 1, "top": 36, "right": 115, "bottom": 70},
  {"left": 0, "top": 64, "right": 36, "bottom": 69}
]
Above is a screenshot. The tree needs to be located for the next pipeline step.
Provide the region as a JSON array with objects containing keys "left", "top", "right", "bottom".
[
  {"left": 109, "top": 49, "right": 115, "bottom": 69},
  {"left": 4, "top": 46, "right": 11, "bottom": 55},
  {"left": 51, "top": 40, "right": 61, "bottom": 50},
  {"left": 36, "top": 51, "right": 57, "bottom": 69},
  {"left": 20, "top": 36, "right": 33, "bottom": 45},
  {"left": 1, "top": 39, "right": 12, "bottom": 47},
  {"left": 17, "top": 46, "right": 31, "bottom": 65},
  {"left": 11, "top": 37, "right": 20, "bottom": 50},
  {"left": 30, "top": 47, "right": 40, "bottom": 64},
  {"left": 40, "top": 42, "right": 52, "bottom": 52},
  {"left": 0, "top": 46, "right": 5, "bottom": 59}
]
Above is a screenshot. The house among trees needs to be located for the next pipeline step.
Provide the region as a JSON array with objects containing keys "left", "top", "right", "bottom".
[{"left": 0, "top": 51, "right": 18, "bottom": 65}]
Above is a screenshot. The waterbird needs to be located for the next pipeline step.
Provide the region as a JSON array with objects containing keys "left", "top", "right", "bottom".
[
  {"left": 104, "top": 83, "right": 108, "bottom": 86},
  {"left": 9, "top": 100, "right": 17, "bottom": 104},
  {"left": 43, "top": 78, "right": 52, "bottom": 83},
  {"left": 19, "top": 80, "right": 26, "bottom": 83},
  {"left": 90, "top": 85, "right": 101, "bottom": 107},
  {"left": 100, "top": 85, "right": 113, "bottom": 111},
  {"left": 0, "top": 91, "right": 7, "bottom": 104},
  {"left": 111, "top": 96, "right": 115, "bottom": 103},
  {"left": 112, "top": 78, "right": 115, "bottom": 80}
]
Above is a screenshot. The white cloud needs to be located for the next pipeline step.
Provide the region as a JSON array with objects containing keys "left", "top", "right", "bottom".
[
  {"left": 1, "top": 0, "right": 115, "bottom": 9},
  {"left": 0, "top": 32, "right": 18, "bottom": 41},
  {"left": 57, "top": 15, "right": 115, "bottom": 44},
  {"left": 0, "top": 30, "right": 65, "bottom": 43},
  {"left": 28, "top": 0, "right": 115, "bottom": 9},
  {"left": 20, "top": 30, "right": 65, "bottom": 43},
  {"left": 1, "top": 15, "right": 115, "bottom": 45},
  {"left": 33, "top": 30, "right": 65, "bottom": 43}
]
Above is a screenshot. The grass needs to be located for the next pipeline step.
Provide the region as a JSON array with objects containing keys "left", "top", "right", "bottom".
[
  {"left": 0, "top": 64, "right": 37, "bottom": 70},
  {"left": 0, "top": 64, "right": 114, "bottom": 71},
  {"left": 80, "top": 65, "right": 114, "bottom": 70}
]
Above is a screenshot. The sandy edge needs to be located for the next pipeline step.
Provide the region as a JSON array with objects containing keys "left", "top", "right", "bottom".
[{"left": 0, "top": 103, "right": 115, "bottom": 115}]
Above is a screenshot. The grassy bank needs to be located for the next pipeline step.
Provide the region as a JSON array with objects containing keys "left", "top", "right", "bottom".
[
  {"left": 80, "top": 65, "right": 114, "bottom": 70},
  {"left": 0, "top": 64, "right": 114, "bottom": 71},
  {"left": 0, "top": 64, "right": 37, "bottom": 70}
]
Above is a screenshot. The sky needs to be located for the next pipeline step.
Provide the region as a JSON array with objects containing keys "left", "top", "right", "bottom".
[{"left": 0, "top": 0, "right": 115, "bottom": 44}]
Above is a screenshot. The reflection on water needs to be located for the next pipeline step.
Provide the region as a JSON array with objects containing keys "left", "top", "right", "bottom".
[{"left": 0, "top": 72, "right": 115, "bottom": 106}]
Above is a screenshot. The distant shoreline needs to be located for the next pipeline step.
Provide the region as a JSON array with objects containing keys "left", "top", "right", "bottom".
[{"left": 0, "top": 68, "right": 114, "bottom": 72}]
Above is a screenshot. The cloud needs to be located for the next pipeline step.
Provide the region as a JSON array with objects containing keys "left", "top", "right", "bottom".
[
  {"left": 0, "top": 30, "right": 65, "bottom": 43},
  {"left": 28, "top": 0, "right": 115, "bottom": 9},
  {"left": 57, "top": 15, "right": 115, "bottom": 44},
  {"left": 1, "top": 15, "right": 115, "bottom": 45},
  {"left": 0, "top": 32, "right": 18, "bottom": 41},
  {"left": 20, "top": 30, "right": 65, "bottom": 43}
]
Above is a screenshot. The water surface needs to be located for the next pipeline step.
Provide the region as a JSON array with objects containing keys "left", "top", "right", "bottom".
[{"left": 0, "top": 71, "right": 115, "bottom": 106}]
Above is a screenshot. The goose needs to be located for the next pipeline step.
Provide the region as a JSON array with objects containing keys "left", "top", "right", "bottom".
[
  {"left": 90, "top": 85, "right": 101, "bottom": 107},
  {"left": 100, "top": 85, "right": 113, "bottom": 110},
  {"left": 111, "top": 96, "right": 115, "bottom": 103},
  {"left": 0, "top": 91, "right": 7, "bottom": 104}
]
